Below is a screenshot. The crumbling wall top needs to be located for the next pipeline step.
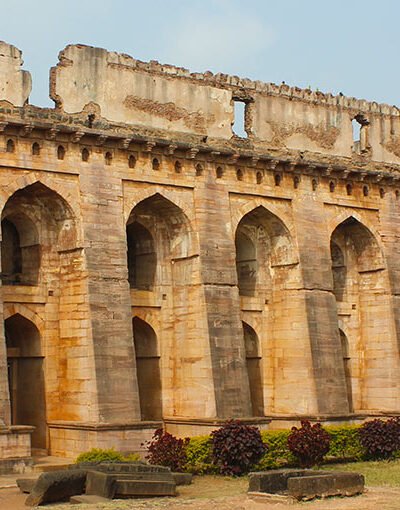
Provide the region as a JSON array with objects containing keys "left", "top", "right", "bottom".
[{"left": 0, "top": 41, "right": 31, "bottom": 107}]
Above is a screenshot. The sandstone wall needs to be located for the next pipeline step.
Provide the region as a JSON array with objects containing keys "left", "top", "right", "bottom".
[{"left": 0, "top": 41, "right": 399, "bottom": 460}]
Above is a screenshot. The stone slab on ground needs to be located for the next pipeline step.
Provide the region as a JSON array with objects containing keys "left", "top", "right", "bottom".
[
  {"left": 115, "top": 479, "right": 176, "bottom": 497},
  {"left": 70, "top": 494, "right": 110, "bottom": 504},
  {"left": 248, "top": 469, "right": 313, "bottom": 494},
  {"left": 288, "top": 472, "right": 365, "bottom": 500},
  {"left": 16, "top": 478, "right": 37, "bottom": 493},
  {"left": 248, "top": 469, "right": 364, "bottom": 502},
  {"left": 25, "top": 469, "right": 86, "bottom": 506}
]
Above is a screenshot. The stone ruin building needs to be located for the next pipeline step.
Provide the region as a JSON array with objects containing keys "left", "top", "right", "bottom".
[{"left": 0, "top": 39, "right": 399, "bottom": 471}]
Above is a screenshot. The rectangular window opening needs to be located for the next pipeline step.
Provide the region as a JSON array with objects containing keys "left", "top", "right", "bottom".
[{"left": 232, "top": 100, "right": 248, "bottom": 138}]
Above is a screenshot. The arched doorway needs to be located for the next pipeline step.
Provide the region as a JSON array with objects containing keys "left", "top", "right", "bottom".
[
  {"left": 133, "top": 317, "right": 162, "bottom": 420},
  {"left": 5, "top": 314, "right": 46, "bottom": 450},
  {"left": 127, "top": 194, "right": 204, "bottom": 419},
  {"left": 243, "top": 322, "right": 264, "bottom": 417},
  {"left": 330, "top": 216, "right": 389, "bottom": 411}
]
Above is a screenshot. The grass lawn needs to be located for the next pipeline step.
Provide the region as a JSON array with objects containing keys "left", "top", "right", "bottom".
[{"left": 322, "top": 459, "right": 400, "bottom": 487}]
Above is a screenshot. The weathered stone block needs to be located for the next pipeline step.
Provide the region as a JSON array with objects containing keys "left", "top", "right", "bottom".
[
  {"left": 115, "top": 479, "right": 176, "bottom": 497},
  {"left": 248, "top": 469, "right": 311, "bottom": 494},
  {"left": 25, "top": 469, "right": 86, "bottom": 506},
  {"left": 16, "top": 477, "right": 37, "bottom": 493},
  {"left": 85, "top": 470, "right": 116, "bottom": 499},
  {"left": 287, "top": 472, "right": 364, "bottom": 500}
]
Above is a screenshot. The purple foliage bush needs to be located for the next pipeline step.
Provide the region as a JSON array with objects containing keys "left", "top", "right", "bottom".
[
  {"left": 287, "top": 420, "right": 330, "bottom": 468},
  {"left": 144, "top": 428, "right": 189, "bottom": 472},
  {"left": 359, "top": 418, "right": 400, "bottom": 460},
  {"left": 211, "top": 420, "right": 266, "bottom": 476}
]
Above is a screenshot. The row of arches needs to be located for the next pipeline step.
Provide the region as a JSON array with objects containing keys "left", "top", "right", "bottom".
[{"left": 0, "top": 179, "right": 396, "bottom": 446}]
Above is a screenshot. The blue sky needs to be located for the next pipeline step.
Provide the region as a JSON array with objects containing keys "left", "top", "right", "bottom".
[{"left": 1, "top": 0, "right": 399, "bottom": 108}]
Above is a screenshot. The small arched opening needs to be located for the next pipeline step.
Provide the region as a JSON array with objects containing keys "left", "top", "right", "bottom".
[
  {"left": 5, "top": 314, "right": 46, "bottom": 450},
  {"left": 126, "top": 222, "right": 156, "bottom": 290},
  {"left": 133, "top": 317, "right": 162, "bottom": 420}
]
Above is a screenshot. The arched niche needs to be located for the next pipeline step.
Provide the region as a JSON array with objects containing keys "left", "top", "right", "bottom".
[
  {"left": 331, "top": 217, "right": 384, "bottom": 274},
  {"left": 5, "top": 314, "right": 46, "bottom": 449},
  {"left": 330, "top": 217, "right": 384, "bottom": 301},
  {"left": 133, "top": 317, "right": 162, "bottom": 421},
  {"left": 243, "top": 322, "right": 264, "bottom": 417},
  {"left": 235, "top": 206, "right": 295, "bottom": 297},
  {"left": 1, "top": 182, "right": 78, "bottom": 285},
  {"left": 126, "top": 193, "right": 193, "bottom": 288},
  {"left": 127, "top": 222, "right": 156, "bottom": 290}
]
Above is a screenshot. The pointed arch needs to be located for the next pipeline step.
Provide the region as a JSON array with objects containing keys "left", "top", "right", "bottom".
[
  {"left": 1, "top": 182, "right": 79, "bottom": 284},
  {"left": 235, "top": 205, "right": 297, "bottom": 296},
  {"left": 330, "top": 216, "right": 385, "bottom": 272},
  {"left": 0, "top": 175, "right": 80, "bottom": 221},
  {"left": 231, "top": 198, "right": 296, "bottom": 237},
  {"left": 3, "top": 304, "right": 44, "bottom": 331},
  {"left": 127, "top": 192, "right": 194, "bottom": 270}
]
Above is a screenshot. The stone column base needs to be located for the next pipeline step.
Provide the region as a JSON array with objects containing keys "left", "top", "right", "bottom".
[
  {"left": 0, "top": 425, "right": 34, "bottom": 474},
  {"left": 48, "top": 421, "right": 162, "bottom": 459}
]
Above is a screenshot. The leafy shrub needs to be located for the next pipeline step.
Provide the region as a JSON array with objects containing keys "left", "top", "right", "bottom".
[
  {"left": 211, "top": 420, "right": 266, "bottom": 476},
  {"left": 122, "top": 452, "right": 141, "bottom": 462},
  {"left": 359, "top": 418, "right": 400, "bottom": 460},
  {"left": 326, "top": 425, "right": 364, "bottom": 461},
  {"left": 256, "top": 430, "right": 295, "bottom": 470},
  {"left": 144, "top": 428, "right": 189, "bottom": 472},
  {"left": 185, "top": 436, "right": 217, "bottom": 474},
  {"left": 75, "top": 448, "right": 125, "bottom": 464},
  {"left": 287, "top": 420, "right": 330, "bottom": 468}
]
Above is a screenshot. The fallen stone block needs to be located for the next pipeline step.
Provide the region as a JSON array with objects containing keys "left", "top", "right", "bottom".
[
  {"left": 25, "top": 469, "right": 86, "bottom": 506},
  {"left": 86, "top": 470, "right": 116, "bottom": 499},
  {"left": 16, "top": 477, "right": 37, "bottom": 494},
  {"left": 172, "top": 472, "right": 193, "bottom": 485},
  {"left": 115, "top": 479, "right": 176, "bottom": 497},
  {"left": 248, "top": 469, "right": 313, "bottom": 494},
  {"left": 288, "top": 472, "right": 364, "bottom": 500}
]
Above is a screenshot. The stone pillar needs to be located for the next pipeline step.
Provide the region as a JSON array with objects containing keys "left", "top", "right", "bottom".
[
  {"left": 80, "top": 152, "right": 140, "bottom": 422},
  {"left": 373, "top": 191, "right": 400, "bottom": 407},
  {"left": 292, "top": 193, "right": 349, "bottom": 415},
  {"left": 194, "top": 172, "right": 252, "bottom": 418}
]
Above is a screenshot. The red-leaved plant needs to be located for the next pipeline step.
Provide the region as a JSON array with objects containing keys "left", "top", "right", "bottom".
[
  {"left": 144, "top": 428, "right": 189, "bottom": 472},
  {"left": 287, "top": 420, "right": 330, "bottom": 468},
  {"left": 359, "top": 418, "right": 400, "bottom": 460},
  {"left": 211, "top": 420, "right": 266, "bottom": 476}
]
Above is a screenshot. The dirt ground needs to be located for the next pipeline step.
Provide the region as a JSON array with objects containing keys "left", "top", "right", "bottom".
[{"left": 2, "top": 475, "right": 400, "bottom": 510}]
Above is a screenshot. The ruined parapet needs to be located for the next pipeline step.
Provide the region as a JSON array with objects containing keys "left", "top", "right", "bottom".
[
  {"left": 50, "top": 44, "right": 233, "bottom": 138},
  {"left": 0, "top": 42, "right": 31, "bottom": 107},
  {"left": 50, "top": 43, "right": 400, "bottom": 165}
]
